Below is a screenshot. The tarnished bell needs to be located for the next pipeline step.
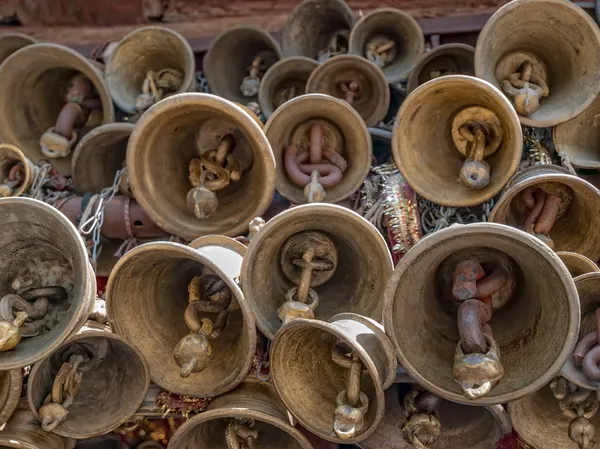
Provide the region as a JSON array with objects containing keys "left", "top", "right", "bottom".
[
  {"left": 475, "top": 0, "right": 600, "bottom": 127},
  {"left": 167, "top": 380, "right": 313, "bottom": 449},
  {"left": 241, "top": 204, "right": 392, "bottom": 339},
  {"left": 557, "top": 252, "right": 600, "bottom": 279},
  {"left": 0, "top": 369, "right": 23, "bottom": 425},
  {"left": 489, "top": 164, "right": 600, "bottom": 261},
  {"left": 105, "top": 27, "right": 196, "bottom": 114},
  {"left": 393, "top": 75, "right": 522, "bottom": 207},
  {"left": 127, "top": 93, "right": 275, "bottom": 240},
  {"left": 0, "top": 198, "right": 95, "bottom": 369},
  {"left": 106, "top": 241, "right": 257, "bottom": 397},
  {"left": 271, "top": 313, "right": 397, "bottom": 444},
  {"left": 348, "top": 8, "right": 425, "bottom": 84},
  {"left": 0, "top": 33, "right": 36, "bottom": 65},
  {"left": 0, "top": 144, "right": 37, "bottom": 197},
  {"left": 0, "top": 43, "right": 115, "bottom": 175},
  {"left": 384, "top": 223, "right": 579, "bottom": 405}
]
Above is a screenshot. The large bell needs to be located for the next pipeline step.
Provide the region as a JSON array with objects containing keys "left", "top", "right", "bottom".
[
  {"left": 0, "top": 144, "right": 36, "bottom": 197},
  {"left": 557, "top": 252, "right": 600, "bottom": 278},
  {"left": 167, "top": 379, "right": 313, "bottom": 449},
  {"left": 0, "top": 197, "right": 95, "bottom": 369},
  {"left": 489, "top": 164, "right": 600, "bottom": 261},
  {"left": 105, "top": 27, "right": 196, "bottom": 114},
  {"left": 271, "top": 313, "right": 397, "bottom": 444},
  {"left": 475, "top": 0, "right": 600, "bottom": 127},
  {"left": 106, "top": 241, "right": 257, "bottom": 397},
  {"left": 264, "top": 93, "right": 371, "bottom": 204},
  {"left": 348, "top": 8, "right": 424, "bottom": 83},
  {"left": 0, "top": 33, "right": 36, "bottom": 65},
  {"left": 0, "top": 369, "right": 22, "bottom": 425},
  {"left": 241, "top": 203, "right": 392, "bottom": 339},
  {"left": 393, "top": 75, "right": 522, "bottom": 207},
  {"left": 384, "top": 222, "right": 579, "bottom": 405},
  {"left": 127, "top": 93, "right": 275, "bottom": 240}
]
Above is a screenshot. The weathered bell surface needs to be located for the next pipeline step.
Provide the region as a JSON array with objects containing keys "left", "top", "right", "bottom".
[
  {"left": 383, "top": 84, "right": 406, "bottom": 126},
  {"left": 258, "top": 57, "right": 319, "bottom": 119},
  {"left": 475, "top": 0, "right": 600, "bottom": 127},
  {"left": 0, "top": 369, "right": 22, "bottom": 426},
  {"left": 557, "top": 252, "right": 600, "bottom": 278},
  {"left": 384, "top": 222, "right": 579, "bottom": 405},
  {"left": 0, "top": 197, "right": 95, "bottom": 369},
  {"left": 106, "top": 241, "right": 256, "bottom": 397},
  {"left": 127, "top": 93, "right": 275, "bottom": 240},
  {"left": 167, "top": 379, "right": 313, "bottom": 449},
  {"left": 264, "top": 94, "right": 371, "bottom": 204},
  {"left": 241, "top": 204, "right": 392, "bottom": 339},
  {"left": 0, "top": 144, "right": 37, "bottom": 197},
  {"left": 489, "top": 164, "right": 600, "bottom": 261},
  {"left": 407, "top": 43, "right": 475, "bottom": 93},
  {"left": 393, "top": 75, "right": 522, "bottom": 207},
  {"left": 105, "top": 27, "right": 196, "bottom": 114},
  {"left": 271, "top": 313, "right": 397, "bottom": 444},
  {"left": 204, "top": 26, "right": 283, "bottom": 104},
  {"left": 0, "top": 33, "right": 36, "bottom": 65},
  {"left": 349, "top": 8, "right": 424, "bottom": 84},
  {"left": 306, "top": 55, "right": 389, "bottom": 127}
]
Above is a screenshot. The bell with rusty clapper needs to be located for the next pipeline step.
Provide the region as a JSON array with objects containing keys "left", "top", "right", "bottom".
[
  {"left": 0, "top": 33, "right": 36, "bottom": 65},
  {"left": 384, "top": 222, "right": 579, "bottom": 405},
  {"left": 0, "top": 144, "right": 37, "bottom": 198},
  {"left": 475, "top": 0, "right": 600, "bottom": 127}
]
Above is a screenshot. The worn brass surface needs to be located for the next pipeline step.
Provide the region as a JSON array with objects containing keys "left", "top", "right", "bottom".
[
  {"left": 0, "top": 369, "right": 22, "bottom": 426},
  {"left": 127, "top": 93, "right": 275, "bottom": 240},
  {"left": 384, "top": 222, "right": 579, "bottom": 405},
  {"left": 475, "top": 0, "right": 600, "bottom": 127},
  {"left": 0, "top": 33, "right": 36, "bottom": 65},
  {"left": 557, "top": 252, "right": 600, "bottom": 279},
  {"left": 0, "top": 144, "right": 36, "bottom": 197},
  {"left": 0, "top": 43, "right": 115, "bottom": 175},
  {"left": 393, "top": 75, "right": 522, "bottom": 207}
]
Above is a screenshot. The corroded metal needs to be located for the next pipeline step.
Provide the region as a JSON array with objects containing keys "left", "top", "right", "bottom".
[
  {"left": 557, "top": 252, "right": 600, "bottom": 279},
  {"left": 0, "top": 33, "right": 36, "bottom": 65},
  {"left": 0, "top": 144, "right": 36, "bottom": 197}
]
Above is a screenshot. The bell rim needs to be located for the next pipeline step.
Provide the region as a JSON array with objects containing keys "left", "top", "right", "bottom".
[
  {"left": 189, "top": 234, "right": 247, "bottom": 256},
  {"left": 553, "top": 104, "right": 600, "bottom": 169},
  {"left": 0, "top": 143, "right": 33, "bottom": 197},
  {"left": 556, "top": 251, "right": 600, "bottom": 277},
  {"left": 0, "top": 369, "right": 22, "bottom": 427}
]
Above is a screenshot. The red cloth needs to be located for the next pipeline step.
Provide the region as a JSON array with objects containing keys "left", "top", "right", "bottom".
[
  {"left": 96, "top": 276, "right": 108, "bottom": 298},
  {"left": 496, "top": 432, "right": 520, "bottom": 449}
]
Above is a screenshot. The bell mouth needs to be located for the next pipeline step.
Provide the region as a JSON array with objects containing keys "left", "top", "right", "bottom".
[
  {"left": 0, "top": 144, "right": 32, "bottom": 197},
  {"left": 556, "top": 251, "right": 600, "bottom": 279},
  {"left": 0, "top": 33, "right": 36, "bottom": 65}
]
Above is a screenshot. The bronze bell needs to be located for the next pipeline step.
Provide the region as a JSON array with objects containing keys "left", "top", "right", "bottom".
[
  {"left": 393, "top": 75, "right": 522, "bottom": 207},
  {"left": 204, "top": 26, "right": 283, "bottom": 104},
  {"left": 127, "top": 93, "right": 276, "bottom": 240},
  {"left": 264, "top": 93, "right": 371, "bottom": 204},
  {"left": 306, "top": 55, "right": 389, "bottom": 127},
  {"left": 167, "top": 379, "right": 313, "bottom": 449},
  {"left": 282, "top": 0, "right": 355, "bottom": 61},
  {"left": 384, "top": 222, "right": 579, "bottom": 405},
  {"left": 258, "top": 57, "right": 319, "bottom": 119},
  {"left": 407, "top": 43, "right": 475, "bottom": 93},
  {"left": 348, "top": 8, "right": 425, "bottom": 84},
  {"left": 0, "top": 369, "right": 22, "bottom": 426},
  {"left": 557, "top": 252, "right": 600, "bottom": 279},
  {"left": 241, "top": 203, "right": 392, "bottom": 339},
  {"left": 105, "top": 27, "right": 196, "bottom": 114},
  {"left": 106, "top": 241, "right": 257, "bottom": 397},
  {"left": 489, "top": 164, "right": 600, "bottom": 261},
  {"left": 475, "top": 0, "right": 600, "bottom": 127},
  {"left": 0, "top": 144, "right": 37, "bottom": 197},
  {"left": 0, "top": 33, "right": 36, "bottom": 65},
  {"left": 271, "top": 313, "right": 397, "bottom": 444},
  {"left": 0, "top": 197, "right": 95, "bottom": 369}
]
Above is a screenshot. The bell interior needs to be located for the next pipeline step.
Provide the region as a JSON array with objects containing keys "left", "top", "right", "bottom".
[
  {"left": 414, "top": 47, "right": 474, "bottom": 90},
  {"left": 261, "top": 59, "right": 316, "bottom": 118},
  {"left": 436, "top": 400, "right": 501, "bottom": 448},
  {"left": 576, "top": 275, "right": 600, "bottom": 338},
  {"left": 384, "top": 85, "right": 405, "bottom": 124},
  {"left": 0, "top": 35, "right": 34, "bottom": 64}
]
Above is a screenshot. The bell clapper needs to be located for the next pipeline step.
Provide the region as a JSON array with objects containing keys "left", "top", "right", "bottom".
[
  {"left": 136, "top": 68, "right": 183, "bottom": 112},
  {"left": 573, "top": 308, "right": 600, "bottom": 385},
  {"left": 400, "top": 390, "right": 442, "bottom": 449},
  {"left": 225, "top": 418, "right": 258, "bottom": 449},
  {"left": 240, "top": 51, "right": 278, "bottom": 98},
  {"left": 339, "top": 79, "right": 361, "bottom": 105},
  {"left": 365, "top": 35, "right": 396, "bottom": 69},
  {"left": 0, "top": 159, "right": 25, "bottom": 198},
  {"left": 501, "top": 60, "right": 550, "bottom": 116}
]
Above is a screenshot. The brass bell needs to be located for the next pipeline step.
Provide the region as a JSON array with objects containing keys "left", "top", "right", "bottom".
[
  {"left": 0, "top": 197, "right": 95, "bottom": 369},
  {"left": 282, "top": 0, "right": 355, "bottom": 61},
  {"left": 393, "top": 75, "right": 522, "bottom": 207},
  {"left": 27, "top": 325, "right": 150, "bottom": 438},
  {"left": 557, "top": 252, "right": 600, "bottom": 279},
  {"left": 384, "top": 222, "right": 579, "bottom": 404},
  {"left": 105, "top": 27, "right": 196, "bottom": 114},
  {"left": 258, "top": 57, "right": 319, "bottom": 119},
  {"left": 167, "top": 379, "right": 313, "bottom": 449},
  {"left": 0, "top": 43, "right": 115, "bottom": 175},
  {"left": 271, "top": 313, "right": 397, "bottom": 443},
  {"left": 106, "top": 241, "right": 257, "bottom": 397},
  {"left": 204, "top": 26, "right": 283, "bottom": 104},
  {"left": 264, "top": 93, "right": 371, "bottom": 204},
  {"left": 306, "top": 55, "right": 390, "bottom": 127},
  {"left": 475, "top": 0, "right": 600, "bottom": 127},
  {"left": 349, "top": 8, "right": 425, "bottom": 83},
  {"left": 127, "top": 93, "right": 276, "bottom": 240},
  {"left": 489, "top": 164, "right": 600, "bottom": 261},
  {"left": 0, "top": 33, "right": 36, "bottom": 65},
  {"left": 241, "top": 203, "right": 392, "bottom": 339},
  {"left": 0, "top": 369, "right": 22, "bottom": 426},
  {"left": 0, "top": 144, "right": 37, "bottom": 197},
  {"left": 407, "top": 43, "right": 475, "bottom": 93}
]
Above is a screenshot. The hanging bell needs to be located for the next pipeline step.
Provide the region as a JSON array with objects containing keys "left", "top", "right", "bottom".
[
  {"left": 557, "top": 252, "right": 600, "bottom": 279},
  {"left": 106, "top": 241, "right": 257, "bottom": 397},
  {"left": 407, "top": 43, "right": 475, "bottom": 93},
  {"left": 0, "top": 144, "right": 37, "bottom": 197},
  {"left": 348, "top": 8, "right": 424, "bottom": 83},
  {"left": 204, "top": 26, "right": 283, "bottom": 104},
  {"left": 0, "top": 33, "right": 36, "bottom": 65},
  {"left": 393, "top": 75, "right": 522, "bottom": 207},
  {"left": 489, "top": 164, "right": 600, "bottom": 261},
  {"left": 475, "top": 0, "right": 600, "bottom": 127},
  {"left": 127, "top": 93, "right": 275, "bottom": 240},
  {"left": 264, "top": 93, "right": 371, "bottom": 204},
  {"left": 0, "top": 369, "right": 22, "bottom": 426},
  {"left": 105, "top": 27, "right": 196, "bottom": 114},
  {"left": 241, "top": 203, "right": 392, "bottom": 339},
  {"left": 384, "top": 222, "right": 579, "bottom": 405}
]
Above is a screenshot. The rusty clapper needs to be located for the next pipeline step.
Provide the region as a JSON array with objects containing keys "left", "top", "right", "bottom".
[{"left": 0, "top": 144, "right": 37, "bottom": 198}]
